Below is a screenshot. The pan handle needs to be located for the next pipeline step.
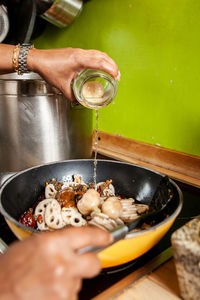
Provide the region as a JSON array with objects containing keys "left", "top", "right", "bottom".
[
  {"left": 77, "top": 225, "right": 128, "bottom": 255},
  {"left": 0, "top": 238, "right": 8, "bottom": 254}
]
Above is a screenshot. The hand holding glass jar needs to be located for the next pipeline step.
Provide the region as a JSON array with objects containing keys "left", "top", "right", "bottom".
[{"left": 26, "top": 47, "right": 120, "bottom": 102}]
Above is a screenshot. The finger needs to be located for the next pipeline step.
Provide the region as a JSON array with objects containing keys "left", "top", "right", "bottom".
[
  {"left": 81, "top": 50, "right": 120, "bottom": 80},
  {"left": 94, "top": 52, "right": 120, "bottom": 80},
  {"left": 61, "top": 78, "right": 76, "bottom": 102},
  {"left": 73, "top": 252, "right": 102, "bottom": 278},
  {"left": 89, "top": 58, "right": 119, "bottom": 80},
  {"left": 89, "top": 49, "right": 118, "bottom": 69},
  {"left": 98, "top": 52, "right": 119, "bottom": 74},
  {"left": 92, "top": 60, "right": 119, "bottom": 81},
  {"left": 51, "top": 226, "right": 113, "bottom": 251},
  {"left": 87, "top": 49, "right": 118, "bottom": 70},
  {"left": 64, "top": 226, "right": 113, "bottom": 251}
]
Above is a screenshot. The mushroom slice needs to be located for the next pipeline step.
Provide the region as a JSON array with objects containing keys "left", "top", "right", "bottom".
[
  {"left": 45, "top": 200, "right": 64, "bottom": 229},
  {"left": 77, "top": 189, "right": 100, "bottom": 215},
  {"left": 45, "top": 183, "right": 57, "bottom": 199},
  {"left": 102, "top": 197, "right": 122, "bottom": 219}
]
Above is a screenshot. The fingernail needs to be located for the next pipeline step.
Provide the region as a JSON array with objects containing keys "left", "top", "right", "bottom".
[{"left": 116, "top": 71, "right": 121, "bottom": 81}]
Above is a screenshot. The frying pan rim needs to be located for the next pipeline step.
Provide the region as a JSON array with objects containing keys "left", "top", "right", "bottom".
[{"left": 0, "top": 159, "right": 183, "bottom": 237}]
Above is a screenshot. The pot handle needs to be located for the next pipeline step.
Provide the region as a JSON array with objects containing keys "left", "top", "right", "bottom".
[{"left": 0, "top": 238, "right": 8, "bottom": 254}]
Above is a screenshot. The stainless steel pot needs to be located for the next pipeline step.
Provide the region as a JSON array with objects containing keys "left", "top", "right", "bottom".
[
  {"left": 0, "top": 72, "right": 93, "bottom": 172},
  {"left": 39, "top": 0, "right": 83, "bottom": 28}
]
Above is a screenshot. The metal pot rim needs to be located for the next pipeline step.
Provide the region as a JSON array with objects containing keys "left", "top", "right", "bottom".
[{"left": 0, "top": 72, "right": 43, "bottom": 81}]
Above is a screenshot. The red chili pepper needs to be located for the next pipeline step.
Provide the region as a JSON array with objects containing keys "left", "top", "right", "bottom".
[
  {"left": 97, "top": 187, "right": 101, "bottom": 194},
  {"left": 37, "top": 214, "right": 43, "bottom": 224},
  {"left": 19, "top": 212, "right": 36, "bottom": 229}
]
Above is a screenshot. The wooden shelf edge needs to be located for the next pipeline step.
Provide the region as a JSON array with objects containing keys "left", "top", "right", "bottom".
[{"left": 93, "top": 131, "right": 200, "bottom": 188}]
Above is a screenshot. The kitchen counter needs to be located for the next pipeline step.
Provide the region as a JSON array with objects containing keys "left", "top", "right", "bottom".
[
  {"left": 117, "top": 258, "right": 180, "bottom": 300},
  {"left": 98, "top": 259, "right": 180, "bottom": 300},
  {"left": 91, "top": 250, "right": 181, "bottom": 300}
]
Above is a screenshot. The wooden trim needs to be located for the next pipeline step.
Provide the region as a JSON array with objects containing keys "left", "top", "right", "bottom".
[{"left": 92, "top": 131, "right": 200, "bottom": 188}]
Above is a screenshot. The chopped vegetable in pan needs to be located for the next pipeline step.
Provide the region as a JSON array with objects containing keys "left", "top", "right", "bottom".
[{"left": 19, "top": 175, "right": 149, "bottom": 231}]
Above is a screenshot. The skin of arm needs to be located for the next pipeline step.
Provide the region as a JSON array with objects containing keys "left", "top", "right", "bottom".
[
  {"left": 0, "top": 226, "right": 112, "bottom": 300},
  {"left": 0, "top": 44, "right": 120, "bottom": 101}
]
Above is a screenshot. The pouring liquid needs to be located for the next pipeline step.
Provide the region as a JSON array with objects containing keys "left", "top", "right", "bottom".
[
  {"left": 93, "top": 110, "right": 99, "bottom": 190},
  {"left": 79, "top": 80, "right": 115, "bottom": 189}
]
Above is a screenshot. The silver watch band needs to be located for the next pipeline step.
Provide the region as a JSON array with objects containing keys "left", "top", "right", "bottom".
[{"left": 18, "top": 44, "right": 33, "bottom": 75}]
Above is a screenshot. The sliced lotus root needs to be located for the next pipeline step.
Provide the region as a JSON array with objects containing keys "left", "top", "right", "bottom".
[
  {"left": 89, "top": 212, "right": 121, "bottom": 231},
  {"left": 45, "top": 183, "right": 57, "bottom": 199},
  {"left": 61, "top": 207, "right": 86, "bottom": 227},
  {"left": 120, "top": 198, "right": 139, "bottom": 222},
  {"left": 45, "top": 200, "right": 64, "bottom": 229},
  {"left": 61, "top": 207, "right": 79, "bottom": 224},
  {"left": 91, "top": 211, "right": 110, "bottom": 219},
  {"left": 120, "top": 199, "right": 149, "bottom": 222},
  {"left": 70, "top": 214, "right": 87, "bottom": 227},
  {"left": 115, "top": 217, "right": 124, "bottom": 226},
  {"left": 88, "top": 220, "right": 107, "bottom": 231},
  {"left": 35, "top": 198, "right": 55, "bottom": 231}
]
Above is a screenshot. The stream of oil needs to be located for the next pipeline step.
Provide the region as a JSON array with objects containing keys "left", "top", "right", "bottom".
[{"left": 93, "top": 110, "right": 99, "bottom": 190}]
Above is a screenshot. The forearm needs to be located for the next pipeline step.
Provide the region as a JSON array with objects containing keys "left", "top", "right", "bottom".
[{"left": 0, "top": 44, "right": 15, "bottom": 75}]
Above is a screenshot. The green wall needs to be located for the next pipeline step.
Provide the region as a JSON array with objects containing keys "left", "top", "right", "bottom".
[{"left": 34, "top": 0, "right": 200, "bottom": 157}]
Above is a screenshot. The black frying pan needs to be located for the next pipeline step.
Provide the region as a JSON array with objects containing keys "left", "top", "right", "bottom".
[
  {"left": 0, "top": 159, "right": 181, "bottom": 234},
  {"left": 0, "top": 159, "right": 183, "bottom": 267}
]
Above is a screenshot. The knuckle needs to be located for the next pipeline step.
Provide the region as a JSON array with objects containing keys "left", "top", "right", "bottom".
[{"left": 99, "top": 58, "right": 107, "bottom": 68}]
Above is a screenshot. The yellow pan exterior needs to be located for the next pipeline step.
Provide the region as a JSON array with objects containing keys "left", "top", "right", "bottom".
[
  {"left": 98, "top": 217, "right": 175, "bottom": 268},
  {"left": 6, "top": 218, "right": 33, "bottom": 240},
  {"left": 6, "top": 215, "right": 175, "bottom": 269}
]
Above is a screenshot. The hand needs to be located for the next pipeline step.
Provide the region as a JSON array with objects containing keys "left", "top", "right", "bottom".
[
  {"left": 27, "top": 47, "right": 120, "bottom": 101},
  {"left": 0, "top": 226, "right": 112, "bottom": 300}
]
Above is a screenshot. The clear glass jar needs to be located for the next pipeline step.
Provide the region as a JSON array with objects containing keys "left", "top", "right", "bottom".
[{"left": 73, "top": 69, "right": 117, "bottom": 109}]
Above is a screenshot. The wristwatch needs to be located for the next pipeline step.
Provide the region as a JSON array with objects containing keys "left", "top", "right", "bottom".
[{"left": 18, "top": 43, "right": 33, "bottom": 75}]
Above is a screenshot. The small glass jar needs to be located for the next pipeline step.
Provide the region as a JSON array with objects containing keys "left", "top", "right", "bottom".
[{"left": 73, "top": 69, "right": 117, "bottom": 109}]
